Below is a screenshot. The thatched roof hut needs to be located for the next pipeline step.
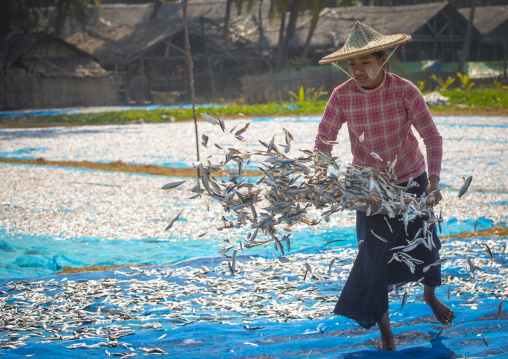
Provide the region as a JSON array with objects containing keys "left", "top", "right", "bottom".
[
  {"left": 61, "top": 1, "right": 489, "bottom": 104},
  {"left": 0, "top": 32, "right": 108, "bottom": 78},
  {"left": 0, "top": 32, "right": 119, "bottom": 110},
  {"left": 458, "top": 5, "right": 508, "bottom": 64}
]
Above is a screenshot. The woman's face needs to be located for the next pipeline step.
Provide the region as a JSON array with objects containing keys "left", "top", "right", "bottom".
[{"left": 347, "top": 53, "right": 387, "bottom": 89}]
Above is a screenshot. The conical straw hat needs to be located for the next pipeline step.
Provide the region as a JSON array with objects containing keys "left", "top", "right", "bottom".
[{"left": 319, "top": 21, "right": 411, "bottom": 65}]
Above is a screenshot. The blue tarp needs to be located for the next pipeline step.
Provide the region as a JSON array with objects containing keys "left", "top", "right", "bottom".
[
  {"left": 1, "top": 113, "right": 507, "bottom": 358},
  {"left": 1, "top": 241, "right": 507, "bottom": 358}
]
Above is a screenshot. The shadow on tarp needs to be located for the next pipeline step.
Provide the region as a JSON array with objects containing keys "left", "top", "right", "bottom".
[{"left": 0, "top": 217, "right": 504, "bottom": 279}]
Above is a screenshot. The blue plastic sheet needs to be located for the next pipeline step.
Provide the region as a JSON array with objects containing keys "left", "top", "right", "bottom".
[
  {"left": 0, "top": 217, "right": 502, "bottom": 279},
  {"left": 1, "top": 249, "right": 507, "bottom": 358},
  {"left": 1, "top": 113, "right": 507, "bottom": 358}
]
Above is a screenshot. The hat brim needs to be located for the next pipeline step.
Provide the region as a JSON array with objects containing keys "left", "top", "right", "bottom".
[{"left": 319, "top": 34, "right": 412, "bottom": 65}]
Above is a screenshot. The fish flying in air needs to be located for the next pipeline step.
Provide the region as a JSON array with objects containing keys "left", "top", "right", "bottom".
[
  {"left": 458, "top": 175, "right": 473, "bottom": 198},
  {"left": 161, "top": 180, "right": 186, "bottom": 190},
  {"left": 165, "top": 210, "right": 183, "bottom": 230}
]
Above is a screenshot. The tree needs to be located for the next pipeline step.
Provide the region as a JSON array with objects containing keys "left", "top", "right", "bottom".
[
  {"left": 0, "top": 0, "right": 98, "bottom": 37},
  {"left": 458, "top": 0, "right": 476, "bottom": 75},
  {"left": 300, "top": 0, "right": 326, "bottom": 63},
  {"left": 224, "top": 0, "right": 233, "bottom": 28},
  {"left": 225, "top": 0, "right": 256, "bottom": 29},
  {"left": 268, "top": 0, "right": 307, "bottom": 72}
]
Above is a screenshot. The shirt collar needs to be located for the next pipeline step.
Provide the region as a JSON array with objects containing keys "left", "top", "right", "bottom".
[{"left": 353, "top": 70, "right": 387, "bottom": 94}]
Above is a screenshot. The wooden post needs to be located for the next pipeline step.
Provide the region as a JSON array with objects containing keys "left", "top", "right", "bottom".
[
  {"left": 201, "top": 17, "right": 216, "bottom": 96},
  {"left": 183, "top": 0, "right": 200, "bottom": 163},
  {"left": 504, "top": 40, "right": 507, "bottom": 78},
  {"left": 458, "top": 0, "right": 476, "bottom": 75},
  {"left": 140, "top": 58, "right": 145, "bottom": 105}
]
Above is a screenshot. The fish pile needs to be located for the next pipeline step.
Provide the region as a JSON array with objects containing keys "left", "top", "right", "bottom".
[
  {"left": 0, "top": 236, "right": 506, "bottom": 355},
  {"left": 163, "top": 113, "right": 446, "bottom": 262}
]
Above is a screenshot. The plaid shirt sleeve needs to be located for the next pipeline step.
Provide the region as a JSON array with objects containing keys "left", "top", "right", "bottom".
[
  {"left": 404, "top": 82, "right": 443, "bottom": 179},
  {"left": 315, "top": 89, "right": 347, "bottom": 154}
]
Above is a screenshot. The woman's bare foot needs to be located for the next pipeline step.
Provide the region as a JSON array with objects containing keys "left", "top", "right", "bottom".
[
  {"left": 424, "top": 285, "right": 455, "bottom": 325},
  {"left": 377, "top": 311, "right": 397, "bottom": 351}
]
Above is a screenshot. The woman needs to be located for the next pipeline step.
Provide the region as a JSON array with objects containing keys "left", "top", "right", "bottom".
[{"left": 315, "top": 22, "right": 454, "bottom": 351}]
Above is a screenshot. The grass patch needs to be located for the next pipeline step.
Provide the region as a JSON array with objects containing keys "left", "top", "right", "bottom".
[
  {"left": 438, "top": 89, "right": 508, "bottom": 110},
  {"left": 3, "top": 89, "right": 506, "bottom": 126},
  {"left": 12, "top": 101, "right": 328, "bottom": 125}
]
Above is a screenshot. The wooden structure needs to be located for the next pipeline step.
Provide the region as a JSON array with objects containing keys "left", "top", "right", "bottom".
[
  {"left": 459, "top": 5, "right": 508, "bottom": 76},
  {"left": 0, "top": 32, "right": 119, "bottom": 110},
  {"left": 23, "top": 1, "right": 501, "bottom": 107},
  {"left": 65, "top": 2, "right": 261, "bottom": 105}
]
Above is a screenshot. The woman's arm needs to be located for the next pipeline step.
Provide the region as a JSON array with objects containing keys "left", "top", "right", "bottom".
[{"left": 315, "top": 89, "right": 346, "bottom": 154}]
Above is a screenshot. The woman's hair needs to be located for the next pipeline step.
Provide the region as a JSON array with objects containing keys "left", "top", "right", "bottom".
[{"left": 372, "top": 51, "right": 390, "bottom": 72}]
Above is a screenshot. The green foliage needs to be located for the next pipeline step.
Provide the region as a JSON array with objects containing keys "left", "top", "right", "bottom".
[
  {"left": 288, "top": 86, "right": 328, "bottom": 103},
  {"left": 430, "top": 74, "right": 455, "bottom": 91},
  {"left": 423, "top": 89, "right": 508, "bottom": 110},
  {"left": 456, "top": 72, "right": 475, "bottom": 90},
  {"left": 4, "top": 0, "right": 99, "bottom": 34},
  {"left": 15, "top": 89, "right": 507, "bottom": 126},
  {"left": 417, "top": 81, "right": 425, "bottom": 92},
  {"left": 492, "top": 79, "right": 508, "bottom": 91},
  {"left": 289, "top": 57, "right": 312, "bottom": 70}
]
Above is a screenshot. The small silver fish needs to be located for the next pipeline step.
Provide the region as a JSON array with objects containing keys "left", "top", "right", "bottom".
[
  {"left": 218, "top": 115, "right": 226, "bottom": 132},
  {"left": 164, "top": 210, "right": 183, "bottom": 230},
  {"left": 201, "top": 113, "right": 219, "bottom": 125},
  {"left": 483, "top": 243, "right": 493, "bottom": 261},
  {"left": 370, "top": 152, "right": 383, "bottom": 161},
  {"left": 423, "top": 258, "right": 450, "bottom": 273},
  {"left": 277, "top": 256, "right": 291, "bottom": 263},
  {"left": 319, "top": 138, "right": 339, "bottom": 145},
  {"left": 328, "top": 258, "right": 335, "bottom": 275},
  {"left": 244, "top": 325, "right": 264, "bottom": 330},
  {"left": 359, "top": 132, "right": 365, "bottom": 142},
  {"left": 466, "top": 257, "right": 481, "bottom": 273},
  {"left": 161, "top": 180, "right": 186, "bottom": 190},
  {"left": 201, "top": 134, "right": 209, "bottom": 148},
  {"left": 400, "top": 291, "right": 408, "bottom": 310},
  {"left": 384, "top": 217, "right": 393, "bottom": 233},
  {"left": 371, "top": 229, "right": 387, "bottom": 242},
  {"left": 458, "top": 175, "right": 473, "bottom": 198}
]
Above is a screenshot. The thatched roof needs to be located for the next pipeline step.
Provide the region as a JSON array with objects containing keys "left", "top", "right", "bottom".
[
  {"left": 458, "top": 6, "right": 508, "bottom": 37},
  {"left": 0, "top": 32, "right": 108, "bottom": 78},
  {"left": 65, "top": 2, "right": 260, "bottom": 68},
  {"left": 65, "top": 1, "right": 479, "bottom": 67}
]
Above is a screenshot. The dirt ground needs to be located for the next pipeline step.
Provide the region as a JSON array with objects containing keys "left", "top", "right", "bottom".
[{"left": 0, "top": 158, "right": 262, "bottom": 178}]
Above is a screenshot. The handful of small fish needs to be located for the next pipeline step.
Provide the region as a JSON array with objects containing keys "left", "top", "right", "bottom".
[{"left": 163, "top": 114, "right": 442, "bottom": 258}]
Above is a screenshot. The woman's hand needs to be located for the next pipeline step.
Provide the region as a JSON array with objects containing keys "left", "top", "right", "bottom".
[{"left": 426, "top": 175, "right": 442, "bottom": 205}]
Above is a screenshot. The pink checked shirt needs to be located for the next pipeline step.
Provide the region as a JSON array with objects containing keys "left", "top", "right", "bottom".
[{"left": 315, "top": 71, "right": 442, "bottom": 185}]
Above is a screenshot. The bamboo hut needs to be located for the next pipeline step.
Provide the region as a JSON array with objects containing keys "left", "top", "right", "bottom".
[
  {"left": 65, "top": 2, "right": 261, "bottom": 105},
  {"left": 459, "top": 5, "right": 508, "bottom": 77},
  {"left": 0, "top": 32, "right": 118, "bottom": 110}
]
